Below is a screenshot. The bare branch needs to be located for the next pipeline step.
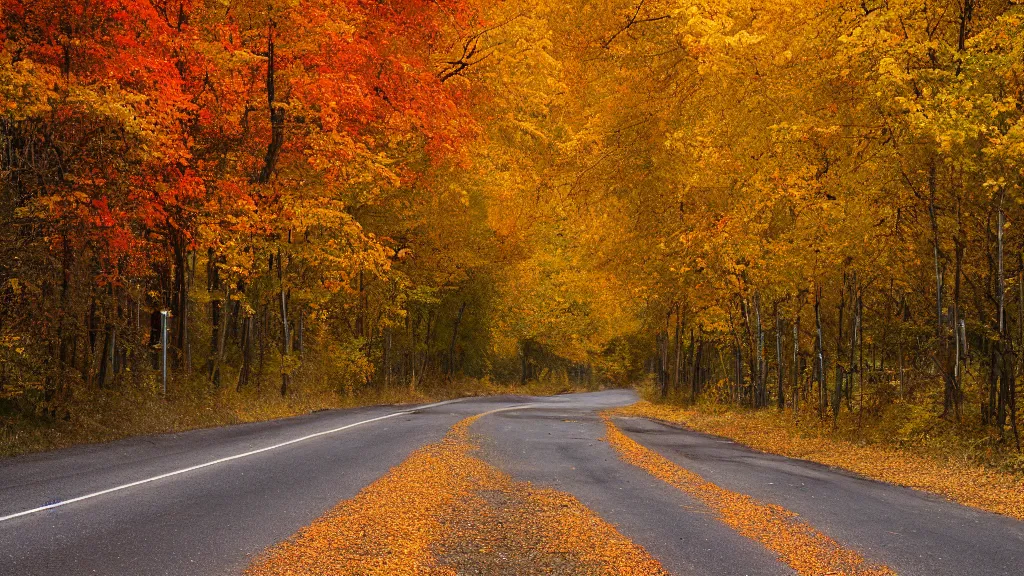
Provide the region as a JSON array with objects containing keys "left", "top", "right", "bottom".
[{"left": 601, "top": 0, "right": 670, "bottom": 49}]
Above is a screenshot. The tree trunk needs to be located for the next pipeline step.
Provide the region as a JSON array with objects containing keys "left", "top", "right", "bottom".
[
  {"left": 448, "top": 302, "right": 467, "bottom": 376},
  {"left": 776, "top": 306, "right": 784, "bottom": 410},
  {"left": 212, "top": 284, "right": 230, "bottom": 390},
  {"left": 929, "top": 158, "right": 944, "bottom": 343},
  {"left": 237, "top": 314, "right": 253, "bottom": 392},
  {"left": 257, "top": 303, "right": 267, "bottom": 392},
  {"left": 847, "top": 276, "right": 859, "bottom": 411},
  {"left": 987, "top": 344, "right": 998, "bottom": 426},
  {"left": 384, "top": 327, "right": 392, "bottom": 387},
  {"left": 672, "top": 311, "right": 682, "bottom": 396},
  {"left": 171, "top": 233, "right": 190, "bottom": 371},
  {"left": 657, "top": 330, "right": 668, "bottom": 398},
  {"left": 256, "top": 16, "right": 284, "bottom": 184},
  {"left": 355, "top": 270, "right": 364, "bottom": 338},
  {"left": 755, "top": 294, "right": 765, "bottom": 408},
  {"left": 420, "top": 309, "right": 435, "bottom": 383},
  {"left": 793, "top": 308, "right": 800, "bottom": 418},
  {"left": 278, "top": 246, "right": 290, "bottom": 397},
  {"left": 521, "top": 339, "right": 531, "bottom": 385},
  {"left": 950, "top": 241, "right": 964, "bottom": 419},
  {"left": 741, "top": 298, "right": 755, "bottom": 406},
  {"left": 689, "top": 329, "right": 699, "bottom": 402},
  {"left": 208, "top": 248, "right": 221, "bottom": 382},
  {"left": 97, "top": 323, "right": 114, "bottom": 389},
  {"left": 834, "top": 280, "right": 846, "bottom": 425},
  {"left": 857, "top": 294, "right": 865, "bottom": 424},
  {"left": 296, "top": 306, "right": 304, "bottom": 356},
  {"left": 815, "top": 288, "right": 826, "bottom": 419},
  {"left": 734, "top": 343, "right": 743, "bottom": 405}
]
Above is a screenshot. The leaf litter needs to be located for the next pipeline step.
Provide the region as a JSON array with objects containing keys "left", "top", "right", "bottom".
[
  {"left": 616, "top": 401, "right": 1024, "bottom": 521},
  {"left": 246, "top": 414, "right": 667, "bottom": 575},
  {"left": 602, "top": 413, "right": 896, "bottom": 576}
]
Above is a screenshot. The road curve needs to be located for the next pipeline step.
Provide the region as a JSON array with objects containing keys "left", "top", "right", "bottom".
[{"left": 2, "top": 389, "right": 1022, "bottom": 575}]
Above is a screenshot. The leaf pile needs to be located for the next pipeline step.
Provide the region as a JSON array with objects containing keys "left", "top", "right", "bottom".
[
  {"left": 615, "top": 401, "right": 1024, "bottom": 521},
  {"left": 603, "top": 414, "right": 896, "bottom": 576},
  {"left": 246, "top": 413, "right": 667, "bottom": 575}
]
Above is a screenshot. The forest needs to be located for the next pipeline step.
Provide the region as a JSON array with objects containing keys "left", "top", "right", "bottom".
[{"left": 2, "top": 0, "right": 1023, "bottom": 455}]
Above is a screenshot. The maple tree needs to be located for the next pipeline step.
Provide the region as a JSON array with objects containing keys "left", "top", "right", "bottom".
[{"left": 1, "top": 0, "right": 1023, "bottom": 459}]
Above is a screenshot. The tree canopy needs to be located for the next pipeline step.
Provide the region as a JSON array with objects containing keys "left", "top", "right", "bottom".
[{"left": 2, "top": 0, "right": 1023, "bottom": 444}]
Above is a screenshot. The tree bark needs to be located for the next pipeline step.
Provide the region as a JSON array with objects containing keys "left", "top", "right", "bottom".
[
  {"left": 278, "top": 246, "right": 291, "bottom": 397},
  {"left": 672, "top": 311, "right": 682, "bottom": 396},
  {"left": 171, "top": 233, "right": 190, "bottom": 371},
  {"left": 448, "top": 302, "right": 467, "bottom": 376},
  {"left": 815, "top": 288, "right": 826, "bottom": 419},
  {"left": 212, "top": 284, "right": 230, "bottom": 390},
  {"left": 950, "top": 241, "right": 964, "bottom": 419},
  {"left": 255, "top": 16, "right": 284, "bottom": 184},
  {"left": 97, "top": 323, "right": 114, "bottom": 389},
  {"left": 689, "top": 329, "right": 699, "bottom": 402},
  {"left": 755, "top": 294, "right": 765, "bottom": 408},
  {"left": 834, "top": 280, "right": 846, "bottom": 425},
  {"left": 793, "top": 307, "right": 800, "bottom": 418},
  {"left": 847, "top": 276, "right": 858, "bottom": 411},
  {"left": 237, "top": 314, "right": 252, "bottom": 392},
  {"left": 776, "top": 306, "right": 784, "bottom": 410},
  {"left": 208, "top": 248, "right": 221, "bottom": 382}
]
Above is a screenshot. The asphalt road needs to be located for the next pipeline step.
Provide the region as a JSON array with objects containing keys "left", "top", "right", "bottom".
[{"left": 2, "top": 390, "right": 1022, "bottom": 575}]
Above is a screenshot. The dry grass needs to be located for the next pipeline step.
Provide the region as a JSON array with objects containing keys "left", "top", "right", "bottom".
[{"left": 0, "top": 376, "right": 596, "bottom": 458}]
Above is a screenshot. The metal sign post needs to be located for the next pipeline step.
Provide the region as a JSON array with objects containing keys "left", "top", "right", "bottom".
[{"left": 160, "top": 310, "right": 169, "bottom": 396}]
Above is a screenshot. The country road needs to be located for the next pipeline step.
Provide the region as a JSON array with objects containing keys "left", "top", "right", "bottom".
[{"left": 2, "top": 390, "right": 1023, "bottom": 576}]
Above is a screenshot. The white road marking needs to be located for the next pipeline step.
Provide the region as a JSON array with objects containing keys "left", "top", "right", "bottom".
[
  {"left": 474, "top": 403, "right": 540, "bottom": 418},
  {"left": 0, "top": 399, "right": 462, "bottom": 523}
]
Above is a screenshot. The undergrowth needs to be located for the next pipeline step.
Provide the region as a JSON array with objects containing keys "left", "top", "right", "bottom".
[
  {"left": 628, "top": 379, "right": 1024, "bottom": 519},
  {"left": 638, "top": 378, "right": 1024, "bottom": 477},
  {"left": 0, "top": 371, "right": 594, "bottom": 458}
]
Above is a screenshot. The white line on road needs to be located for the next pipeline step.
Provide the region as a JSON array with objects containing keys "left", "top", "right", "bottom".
[
  {"left": 475, "top": 403, "right": 540, "bottom": 417},
  {"left": 0, "top": 399, "right": 462, "bottom": 523}
]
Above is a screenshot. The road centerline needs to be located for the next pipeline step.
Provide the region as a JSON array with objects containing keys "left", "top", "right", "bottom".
[{"left": 0, "top": 398, "right": 462, "bottom": 524}]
